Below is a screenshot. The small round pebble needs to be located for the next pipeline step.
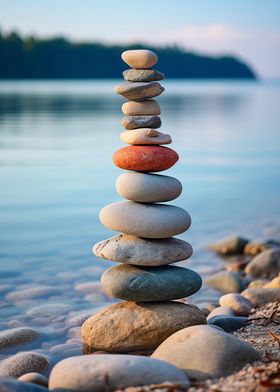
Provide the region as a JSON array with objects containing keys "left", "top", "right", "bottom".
[
  {"left": 207, "top": 315, "right": 248, "bottom": 332},
  {"left": 18, "top": 373, "right": 48, "bottom": 388},
  {"left": 219, "top": 293, "right": 254, "bottom": 316},
  {"left": 0, "top": 327, "right": 38, "bottom": 351},
  {"left": 0, "top": 352, "right": 49, "bottom": 378},
  {"left": 206, "top": 306, "right": 235, "bottom": 320}
]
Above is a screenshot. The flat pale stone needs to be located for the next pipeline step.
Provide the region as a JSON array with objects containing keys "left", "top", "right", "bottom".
[
  {"left": 0, "top": 327, "right": 38, "bottom": 351},
  {"left": 120, "top": 129, "right": 171, "bottom": 145},
  {"left": 241, "top": 287, "right": 280, "bottom": 306},
  {"left": 0, "top": 352, "right": 49, "bottom": 378},
  {"left": 113, "top": 146, "right": 179, "bottom": 172},
  {"left": 206, "top": 306, "right": 235, "bottom": 320},
  {"left": 122, "top": 100, "right": 161, "bottom": 116},
  {"left": 99, "top": 201, "right": 191, "bottom": 239},
  {"left": 121, "top": 50, "right": 158, "bottom": 69},
  {"left": 122, "top": 115, "right": 161, "bottom": 130},
  {"left": 123, "top": 68, "right": 164, "bottom": 82},
  {"left": 101, "top": 265, "right": 202, "bottom": 302},
  {"left": 18, "top": 373, "right": 48, "bottom": 388},
  {"left": 93, "top": 234, "right": 193, "bottom": 266},
  {"left": 116, "top": 172, "right": 181, "bottom": 202},
  {"left": 6, "top": 286, "right": 59, "bottom": 301},
  {"left": 219, "top": 293, "right": 254, "bottom": 316},
  {"left": 49, "top": 354, "right": 189, "bottom": 392},
  {"left": 245, "top": 248, "right": 280, "bottom": 279},
  {"left": 26, "top": 304, "right": 72, "bottom": 318},
  {"left": 151, "top": 325, "right": 260, "bottom": 380},
  {"left": 82, "top": 301, "right": 206, "bottom": 353},
  {"left": 114, "top": 82, "right": 164, "bottom": 101}
]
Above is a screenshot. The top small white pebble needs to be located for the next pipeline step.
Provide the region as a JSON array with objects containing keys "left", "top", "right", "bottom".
[{"left": 121, "top": 50, "right": 158, "bottom": 69}]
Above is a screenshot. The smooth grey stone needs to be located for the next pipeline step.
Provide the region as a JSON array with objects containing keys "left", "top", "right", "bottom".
[
  {"left": 122, "top": 115, "right": 161, "bottom": 130},
  {"left": 208, "top": 316, "right": 248, "bottom": 332},
  {"left": 99, "top": 201, "right": 191, "bottom": 239},
  {"left": 123, "top": 68, "right": 165, "bottom": 82},
  {"left": 206, "top": 271, "right": 245, "bottom": 293},
  {"left": 26, "top": 304, "right": 72, "bottom": 318},
  {"left": 93, "top": 234, "right": 192, "bottom": 266},
  {"left": 0, "top": 378, "right": 48, "bottom": 391},
  {"left": 114, "top": 82, "right": 164, "bottom": 101},
  {"left": 6, "top": 286, "right": 59, "bottom": 302},
  {"left": 245, "top": 248, "right": 280, "bottom": 279},
  {"left": 209, "top": 236, "right": 249, "bottom": 255},
  {"left": 48, "top": 354, "right": 189, "bottom": 391},
  {"left": 0, "top": 328, "right": 38, "bottom": 351},
  {"left": 152, "top": 325, "right": 261, "bottom": 380},
  {"left": 116, "top": 172, "right": 182, "bottom": 203},
  {"left": 101, "top": 265, "right": 202, "bottom": 302},
  {"left": 219, "top": 293, "right": 254, "bottom": 316},
  {"left": 0, "top": 352, "right": 49, "bottom": 378}
]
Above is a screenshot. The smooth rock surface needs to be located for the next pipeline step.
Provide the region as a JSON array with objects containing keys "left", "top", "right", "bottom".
[
  {"left": 241, "top": 287, "right": 280, "bottom": 306},
  {"left": 219, "top": 293, "right": 254, "bottom": 316},
  {"left": 209, "top": 236, "right": 249, "bottom": 255},
  {"left": 113, "top": 145, "right": 179, "bottom": 172},
  {"left": 264, "top": 273, "right": 280, "bottom": 288},
  {"left": 151, "top": 325, "right": 260, "bottom": 380},
  {"left": 122, "top": 100, "right": 161, "bottom": 116},
  {"left": 18, "top": 373, "right": 48, "bottom": 388},
  {"left": 206, "top": 270, "right": 245, "bottom": 293},
  {"left": 0, "top": 352, "right": 49, "bottom": 378},
  {"left": 26, "top": 304, "right": 72, "bottom": 318},
  {"left": 49, "top": 354, "right": 189, "bottom": 391},
  {"left": 114, "top": 82, "right": 164, "bottom": 101},
  {"left": 101, "top": 265, "right": 202, "bottom": 302},
  {"left": 82, "top": 301, "right": 206, "bottom": 353},
  {"left": 206, "top": 306, "right": 235, "bottom": 320},
  {"left": 207, "top": 315, "right": 248, "bottom": 332},
  {"left": 93, "top": 234, "right": 193, "bottom": 266},
  {"left": 121, "top": 49, "right": 158, "bottom": 68},
  {"left": 245, "top": 248, "right": 280, "bottom": 279},
  {"left": 122, "top": 115, "right": 161, "bottom": 130},
  {"left": 123, "top": 68, "right": 164, "bottom": 82},
  {"left": 99, "top": 201, "right": 191, "bottom": 238},
  {"left": 244, "top": 242, "right": 268, "bottom": 256},
  {"left": 0, "top": 378, "right": 48, "bottom": 392},
  {"left": 0, "top": 327, "right": 38, "bottom": 351},
  {"left": 116, "top": 172, "right": 181, "bottom": 202},
  {"left": 120, "top": 128, "right": 171, "bottom": 145}
]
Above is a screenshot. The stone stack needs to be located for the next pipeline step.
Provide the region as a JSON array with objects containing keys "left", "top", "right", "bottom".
[{"left": 82, "top": 49, "right": 206, "bottom": 354}]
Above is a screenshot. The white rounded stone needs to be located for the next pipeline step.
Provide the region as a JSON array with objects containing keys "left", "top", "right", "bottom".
[
  {"left": 99, "top": 201, "right": 191, "bottom": 239},
  {"left": 122, "top": 100, "right": 161, "bottom": 116},
  {"left": 121, "top": 49, "right": 158, "bottom": 69},
  {"left": 116, "top": 172, "right": 182, "bottom": 202},
  {"left": 120, "top": 129, "right": 171, "bottom": 145}
]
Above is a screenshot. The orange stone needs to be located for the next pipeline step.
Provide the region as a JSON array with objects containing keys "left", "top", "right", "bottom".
[{"left": 112, "top": 146, "right": 179, "bottom": 172}]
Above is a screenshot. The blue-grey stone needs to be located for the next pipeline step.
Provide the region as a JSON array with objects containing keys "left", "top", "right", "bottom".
[
  {"left": 0, "top": 378, "right": 48, "bottom": 391},
  {"left": 207, "top": 315, "right": 248, "bottom": 332},
  {"left": 123, "top": 68, "right": 165, "bottom": 82},
  {"left": 101, "top": 265, "right": 202, "bottom": 302}
]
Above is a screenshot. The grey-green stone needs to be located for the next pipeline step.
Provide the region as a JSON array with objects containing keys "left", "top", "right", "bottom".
[
  {"left": 122, "top": 115, "right": 161, "bottom": 130},
  {"left": 101, "top": 265, "right": 202, "bottom": 302}
]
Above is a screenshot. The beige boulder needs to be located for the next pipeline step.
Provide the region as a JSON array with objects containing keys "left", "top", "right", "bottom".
[{"left": 82, "top": 301, "right": 206, "bottom": 354}]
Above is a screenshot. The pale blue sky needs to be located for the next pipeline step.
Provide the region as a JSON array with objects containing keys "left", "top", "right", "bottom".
[{"left": 0, "top": 0, "right": 280, "bottom": 77}]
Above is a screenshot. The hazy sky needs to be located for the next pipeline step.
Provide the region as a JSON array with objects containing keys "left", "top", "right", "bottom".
[{"left": 1, "top": 0, "right": 280, "bottom": 78}]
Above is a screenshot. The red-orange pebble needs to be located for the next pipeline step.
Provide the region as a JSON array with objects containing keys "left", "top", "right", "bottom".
[{"left": 112, "top": 146, "right": 179, "bottom": 172}]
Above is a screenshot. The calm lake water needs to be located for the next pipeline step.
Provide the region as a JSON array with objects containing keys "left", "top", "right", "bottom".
[{"left": 0, "top": 80, "right": 280, "bottom": 360}]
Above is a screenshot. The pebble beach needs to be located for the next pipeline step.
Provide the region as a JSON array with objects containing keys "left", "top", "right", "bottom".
[{"left": 0, "top": 49, "right": 280, "bottom": 391}]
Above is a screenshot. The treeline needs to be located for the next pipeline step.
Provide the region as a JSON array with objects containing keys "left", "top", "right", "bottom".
[{"left": 0, "top": 31, "right": 257, "bottom": 79}]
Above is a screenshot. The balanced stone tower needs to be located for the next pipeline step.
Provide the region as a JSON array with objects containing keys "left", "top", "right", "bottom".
[{"left": 82, "top": 49, "right": 206, "bottom": 354}]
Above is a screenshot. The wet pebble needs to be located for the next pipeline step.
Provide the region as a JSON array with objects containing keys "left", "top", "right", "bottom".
[
  {"left": 0, "top": 327, "right": 38, "bottom": 351},
  {"left": 0, "top": 377, "right": 48, "bottom": 391},
  {"left": 0, "top": 352, "right": 49, "bottom": 378},
  {"left": 74, "top": 281, "right": 102, "bottom": 294},
  {"left": 219, "top": 293, "right": 254, "bottom": 316},
  {"left": 207, "top": 306, "right": 235, "bottom": 320},
  {"left": 26, "top": 304, "right": 72, "bottom": 318},
  {"left": 6, "top": 286, "right": 59, "bottom": 302},
  {"left": 18, "top": 373, "right": 48, "bottom": 388},
  {"left": 207, "top": 315, "right": 248, "bottom": 332}
]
